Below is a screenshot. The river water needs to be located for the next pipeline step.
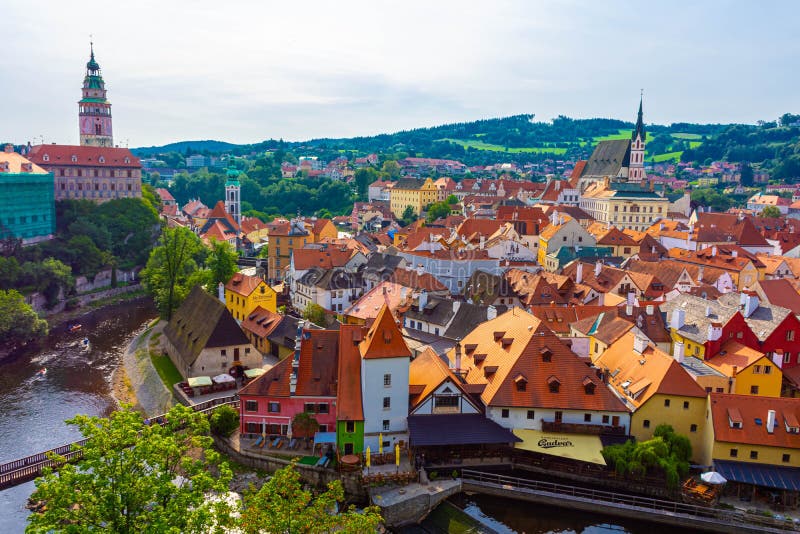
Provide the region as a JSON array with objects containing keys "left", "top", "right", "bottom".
[{"left": 0, "top": 298, "right": 157, "bottom": 533}]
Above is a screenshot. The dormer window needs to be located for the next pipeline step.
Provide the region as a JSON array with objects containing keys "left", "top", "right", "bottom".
[
  {"left": 473, "top": 353, "right": 487, "bottom": 364},
  {"left": 124, "top": 157, "right": 130, "bottom": 164},
  {"left": 483, "top": 365, "right": 498, "bottom": 378},
  {"left": 43, "top": 154, "right": 50, "bottom": 162},
  {"left": 514, "top": 374, "right": 527, "bottom": 392},
  {"left": 71, "top": 155, "right": 78, "bottom": 162},
  {"left": 540, "top": 346, "right": 552, "bottom": 362},
  {"left": 547, "top": 375, "right": 560, "bottom": 393},
  {"left": 98, "top": 156, "right": 105, "bottom": 163},
  {"left": 583, "top": 376, "right": 595, "bottom": 395}
]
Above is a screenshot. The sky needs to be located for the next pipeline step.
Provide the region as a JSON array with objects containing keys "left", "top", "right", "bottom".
[{"left": 2, "top": 0, "right": 799, "bottom": 147}]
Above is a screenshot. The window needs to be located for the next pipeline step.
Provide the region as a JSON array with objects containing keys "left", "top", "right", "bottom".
[
  {"left": 683, "top": 401, "right": 689, "bottom": 410},
  {"left": 305, "top": 403, "right": 316, "bottom": 413},
  {"left": 664, "top": 399, "right": 671, "bottom": 407},
  {"left": 730, "top": 448, "right": 738, "bottom": 458},
  {"left": 384, "top": 374, "right": 392, "bottom": 387},
  {"left": 584, "top": 413, "right": 592, "bottom": 422},
  {"left": 602, "top": 415, "right": 610, "bottom": 424},
  {"left": 785, "top": 352, "right": 792, "bottom": 364},
  {"left": 318, "top": 425, "right": 327, "bottom": 432},
  {"left": 434, "top": 395, "right": 459, "bottom": 408},
  {"left": 749, "top": 450, "right": 758, "bottom": 460},
  {"left": 764, "top": 365, "right": 771, "bottom": 375},
  {"left": 346, "top": 421, "right": 356, "bottom": 433},
  {"left": 245, "top": 422, "right": 260, "bottom": 433},
  {"left": 268, "top": 402, "right": 280, "bottom": 413},
  {"left": 382, "top": 419, "right": 390, "bottom": 431},
  {"left": 245, "top": 400, "right": 258, "bottom": 412},
  {"left": 736, "top": 331, "right": 743, "bottom": 339},
  {"left": 383, "top": 397, "right": 391, "bottom": 410},
  {"left": 527, "top": 410, "right": 535, "bottom": 420},
  {"left": 318, "top": 403, "right": 329, "bottom": 414},
  {"left": 716, "top": 387, "right": 724, "bottom": 393},
  {"left": 501, "top": 409, "right": 509, "bottom": 418},
  {"left": 754, "top": 365, "right": 761, "bottom": 374},
  {"left": 750, "top": 385, "right": 759, "bottom": 395},
  {"left": 788, "top": 330, "right": 795, "bottom": 341},
  {"left": 220, "top": 349, "right": 227, "bottom": 356},
  {"left": 783, "top": 454, "right": 791, "bottom": 463},
  {"left": 245, "top": 348, "right": 251, "bottom": 354},
  {"left": 643, "top": 419, "right": 651, "bottom": 428},
  {"left": 690, "top": 424, "right": 698, "bottom": 433}
]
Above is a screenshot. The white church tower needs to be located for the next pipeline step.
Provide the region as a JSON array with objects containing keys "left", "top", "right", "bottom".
[
  {"left": 628, "top": 95, "right": 646, "bottom": 184},
  {"left": 225, "top": 169, "right": 241, "bottom": 225}
]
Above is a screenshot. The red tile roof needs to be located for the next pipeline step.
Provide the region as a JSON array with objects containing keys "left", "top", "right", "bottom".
[
  {"left": 391, "top": 266, "right": 448, "bottom": 292},
  {"left": 239, "top": 357, "right": 291, "bottom": 397},
  {"left": 155, "top": 188, "right": 175, "bottom": 201},
  {"left": 359, "top": 304, "right": 412, "bottom": 360},
  {"left": 337, "top": 326, "right": 365, "bottom": 421},
  {"left": 206, "top": 201, "right": 240, "bottom": 232},
  {"left": 296, "top": 330, "right": 339, "bottom": 397},
  {"left": 225, "top": 273, "right": 265, "bottom": 297},
  {"left": 27, "top": 144, "right": 141, "bottom": 168},
  {"left": 710, "top": 393, "right": 800, "bottom": 449},
  {"left": 240, "top": 306, "right": 283, "bottom": 338},
  {"left": 292, "top": 247, "right": 353, "bottom": 270}
]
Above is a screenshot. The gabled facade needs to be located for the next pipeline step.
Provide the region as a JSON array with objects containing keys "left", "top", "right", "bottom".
[{"left": 224, "top": 272, "right": 277, "bottom": 320}]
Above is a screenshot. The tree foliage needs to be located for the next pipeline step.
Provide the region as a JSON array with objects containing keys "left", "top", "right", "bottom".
[
  {"left": 240, "top": 463, "right": 382, "bottom": 534},
  {"left": 760, "top": 205, "right": 782, "bottom": 218},
  {"left": 401, "top": 205, "right": 417, "bottom": 227},
  {"left": 0, "top": 289, "right": 48, "bottom": 349},
  {"left": 601, "top": 425, "right": 691, "bottom": 489},
  {"left": 291, "top": 411, "right": 320, "bottom": 439},
  {"left": 26, "top": 404, "right": 234, "bottom": 534},
  {"left": 425, "top": 201, "right": 452, "bottom": 222},
  {"left": 302, "top": 303, "right": 327, "bottom": 328},
  {"left": 141, "top": 226, "right": 205, "bottom": 319},
  {"left": 209, "top": 404, "right": 240, "bottom": 438},
  {"left": 204, "top": 239, "right": 239, "bottom": 293}
]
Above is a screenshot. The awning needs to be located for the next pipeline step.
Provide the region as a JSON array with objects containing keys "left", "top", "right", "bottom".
[
  {"left": 408, "top": 414, "right": 521, "bottom": 447},
  {"left": 313, "top": 432, "right": 337, "bottom": 444},
  {"left": 714, "top": 460, "right": 800, "bottom": 492},
  {"left": 187, "top": 376, "right": 212, "bottom": 387},
  {"left": 513, "top": 429, "right": 607, "bottom": 465},
  {"left": 244, "top": 368, "right": 266, "bottom": 378}
]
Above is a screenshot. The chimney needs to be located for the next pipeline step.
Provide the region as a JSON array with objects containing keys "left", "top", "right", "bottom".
[
  {"left": 3, "top": 144, "right": 13, "bottom": 153},
  {"left": 711, "top": 246, "right": 718, "bottom": 257},
  {"left": 576, "top": 262, "right": 584, "bottom": 284},
  {"left": 218, "top": 282, "right": 226, "bottom": 304},
  {"left": 400, "top": 287, "right": 408, "bottom": 300},
  {"left": 487, "top": 305, "right": 497, "bottom": 320},
  {"left": 732, "top": 249, "right": 738, "bottom": 258},
  {"left": 705, "top": 305, "right": 712, "bottom": 317},
  {"left": 697, "top": 266, "right": 704, "bottom": 283},
  {"left": 767, "top": 410, "right": 776, "bottom": 434},
  {"left": 555, "top": 181, "right": 561, "bottom": 191},
  {"left": 594, "top": 261, "right": 602, "bottom": 277},
  {"left": 673, "top": 341, "right": 685, "bottom": 363},
  {"left": 479, "top": 236, "right": 485, "bottom": 250},
  {"left": 632, "top": 335, "right": 647, "bottom": 354},
  {"left": 671, "top": 308, "right": 685, "bottom": 330},
  {"left": 417, "top": 290, "right": 427, "bottom": 312},
  {"left": 452, "top": 300, "right": 461, "bottom": 314},
  {"left": 454, "top": 341, "right": 462, "bottom": 371},
  {"left": 741, "top": 291, "right": 759, "bottom": 318},
  {"left": 708, "top": 322, "right": 722, "bottom": 342},
  {"left": 417, "top": 263, "right": 424, "bottom": 276},
  {"left": 646, "top": 304, "right": 654, "bottom": 315},
  {"left": 627, "top": 291, "right": 636, "bottom": 307},
  {"left": 626, "top": 304, "right": 633, "bottom": 316},
  {"left": 773, "top": 349, "right": 785, "bottom": 369}
]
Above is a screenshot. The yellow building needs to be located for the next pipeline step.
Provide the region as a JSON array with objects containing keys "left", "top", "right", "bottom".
[
  {"left": 586, "top": 223, "right": 640, "bottom": 259},
  {"left": 704, "top": 341, "right": 782, "bottom": 398},
  {"left": 537, "top": 216, "right": 595, "bottom": 266},
  {"left": 389, "top": 177, "right": 438, "bottom": 218},
  {"left": 578, "top": 180, "right": 670, "bottom": 232},
  {"left": 266, "top": 217, "right": 336, "bottom": 281},
  {"left": 595, "top": 333, "right": 709, "bottom": 460},
  {"left": 668, "top": 247, "right": 762, "bottom": 291},
  {"left": 700, "top": 394, "right": 799, "bottom": 506},
  {"left": 224, "top": 272, "right": 277, "bottom": 321}
]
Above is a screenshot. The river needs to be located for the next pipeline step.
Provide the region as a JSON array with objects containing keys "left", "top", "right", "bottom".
[{"left": 0, "top": 298, "right": 157, "bottom": 533}]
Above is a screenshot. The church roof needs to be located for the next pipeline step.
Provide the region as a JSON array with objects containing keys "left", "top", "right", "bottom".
[
  {"left": 27, "top": 145, "right": 139, "bottom": 169},
  {"left": 580, "top": 139, "right": 631, "bottom": 179}
]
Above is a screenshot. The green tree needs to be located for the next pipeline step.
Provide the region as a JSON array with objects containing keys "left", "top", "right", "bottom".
[
  {"left": 141, "top": 226, "right": 204, "bottom": 319},
  {"left": 26, "top": 404, "right": 233, "bottom": 534},
  {"left": 602, "top": 425, "right": 691, "bottom": 489},
  {"left": 445, "top": 194, "right": 459, "bottom": 204},
  {"left": 740, "top": 162, "right": 754, "bottom": 187},
  {"left": 209, "top": 404, "right": 240, "bottom": 438},
  {"left": 0, "top": 256, "right": 21, "bottom": 290},
  {"left": 291, "top": 411, "right": 320, "bottom": 441},
  {"left": 240, "top": 463, "right": 382, "bottom": 534},
  {"left": 0, "top": 289, "right": 48, "bottom": 349},
  {"left": 354, "top": 167, "right": 379, "bottom": 200},
  {"left": 381, "top": 160, "right": 401, "bottom": 179},
  {"left": 760, "top": 205, "right": 782, "bottom": 218},
  {"left": 204, "top": 239, "right": 239, "bottom": 294},
  {"left": 426, "top": 201, "right": 451, "bottom": 222},
  {"left": 303, "top": 303, "right": 327, "bottom": 328},
  {"left": 401, "top": 205, "right": 417, "bottom": 226},
  {"left": 66, "top": 235, "right": 107, "bottom": 277}
]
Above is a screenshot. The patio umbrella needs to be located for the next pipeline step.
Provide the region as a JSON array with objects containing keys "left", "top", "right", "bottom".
[
  {"left": 701, "top": 471, "right": 727, "bottom": 485},
  {"left": 365, "top": 447, "right": 371, "bottom": 468},
  {"left": 379, "top": 433, "right": 383, "bottom": 454},
  {"left": 395, "top": 443, "right": 400, "bottom": 467},
  {"left": 212, "top": 373, "right": 235, "bottom": 384}
]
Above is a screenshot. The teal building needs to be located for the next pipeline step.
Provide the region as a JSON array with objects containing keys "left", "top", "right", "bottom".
[{"left": 0, "top": 145, "right": 55, "bottom": 245}]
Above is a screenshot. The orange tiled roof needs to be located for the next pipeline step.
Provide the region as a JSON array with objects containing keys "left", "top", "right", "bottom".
[
  {"left": 225, "top": 272, "right": 265, "bottom": 297},
  {"left": 359, "top": 304, "right": 412, "bottom": 360},
  {"left": 240, "top": 306, "right": 284, "bottom": 338},
  {"left": 337, "top": 325, "right": 365, "bottom": 421},
  {"left": 710, "top": 393, "right": 800, "bottom": 449}
]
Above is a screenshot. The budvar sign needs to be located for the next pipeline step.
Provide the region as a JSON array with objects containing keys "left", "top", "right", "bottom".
[{"left": 537, "top": 437, "right": 574, "bottom": 449}]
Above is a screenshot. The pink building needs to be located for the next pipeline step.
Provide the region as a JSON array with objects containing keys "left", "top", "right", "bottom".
[{"left": 239, "top": 329, "right": 339, "bottom": 438}]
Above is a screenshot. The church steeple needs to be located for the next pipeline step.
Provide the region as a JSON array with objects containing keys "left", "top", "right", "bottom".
[
  {"left": 628, "top": 93, "right": 646, "bottom": 184},
  {"left": 632, "top": 93, "right": 645, "bottom": 141},
  {"left": 79, "top": 42, "right": 113, "bottom": 147}
]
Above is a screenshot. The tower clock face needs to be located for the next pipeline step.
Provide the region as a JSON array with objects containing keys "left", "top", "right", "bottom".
[{"left": 81, "top": 117, "right": 91, "bottom": 133}]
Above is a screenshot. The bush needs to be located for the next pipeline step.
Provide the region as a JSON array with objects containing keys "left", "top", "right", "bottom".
[{"left": 209, "top": 404, "right": 239, "bottom": 437}]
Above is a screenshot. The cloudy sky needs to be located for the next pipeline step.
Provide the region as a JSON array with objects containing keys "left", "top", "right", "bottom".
[{"left": 2, "top": 0, "right": 798, "bottom": 147}]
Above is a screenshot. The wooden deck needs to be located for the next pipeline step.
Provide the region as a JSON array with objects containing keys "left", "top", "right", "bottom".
[{"left": 0, "top": 397, "right": 239, "bottom": 491}]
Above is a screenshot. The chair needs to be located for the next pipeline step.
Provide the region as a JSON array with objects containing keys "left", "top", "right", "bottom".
[{"left": 254, "top": 436, "right": 264, "bottom": 448}]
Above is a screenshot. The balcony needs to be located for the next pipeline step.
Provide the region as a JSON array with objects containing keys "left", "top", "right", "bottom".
[{"left": 541, "top": 421, "right": 626, "bottom": 435}]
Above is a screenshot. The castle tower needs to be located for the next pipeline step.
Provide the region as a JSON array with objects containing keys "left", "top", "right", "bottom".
[
  {"left": 79, "top": 43, "right": 113, "bottom": 147},
  {"left": 628, "top": 95, "right": 646, "bottom": 183},
  {"left": 225, "top": 169, "right": 241, "bottom": 225}
]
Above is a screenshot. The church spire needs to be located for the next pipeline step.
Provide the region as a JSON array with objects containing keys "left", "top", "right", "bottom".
[{"left": 632, "top": 91, "right": 645, "bottom": 141}]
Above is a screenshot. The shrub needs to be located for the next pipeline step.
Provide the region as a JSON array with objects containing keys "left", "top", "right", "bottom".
[{"left": 209, "top": 404, "right": 239, "bottom": 437}]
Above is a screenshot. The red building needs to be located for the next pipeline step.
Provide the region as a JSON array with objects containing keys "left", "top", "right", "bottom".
[{"left": 239, "top": 329, "right": 339, "bottom": 438}]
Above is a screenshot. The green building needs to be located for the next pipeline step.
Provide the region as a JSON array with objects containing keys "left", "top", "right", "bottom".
[
  {"left": 336, "top": 420, "right": 364, "bottom": 456},
  {"left": 0, "top": 146, "right": 54, "bottom": 245},
  {"left": 336, "top": 326, "right": 365, "bottom": 456}
]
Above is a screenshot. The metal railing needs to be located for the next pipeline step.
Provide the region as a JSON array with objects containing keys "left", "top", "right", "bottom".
[{"left": 0, "top": 398, "right": 239, "bottom": 490}]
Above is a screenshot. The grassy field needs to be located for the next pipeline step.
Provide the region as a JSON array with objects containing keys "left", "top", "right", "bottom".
[
  {"left": 592, "top": 129, "right": 630, "bottom": 142},
  {"left": 671, "top": 132, "right": 702, "bottom": 140},
  {"left": 440, "top": 138, "right": 567, "bottom": 155},
  {"left": 650, "top": 151, "right": 683, "bottom": 163},
  {"left": 149, "top": 351, "right": 184, "bottom": 389}
]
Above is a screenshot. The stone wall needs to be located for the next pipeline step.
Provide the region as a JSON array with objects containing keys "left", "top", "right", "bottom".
[
  {"left": 212, "top": 435, "right": 366, "bottom": 500},
  {"left": 372, "top": 480, "right": 462, "bottom": 528},
  {"left": 28, "top": 280, "right": 141, "bottom": 315}
]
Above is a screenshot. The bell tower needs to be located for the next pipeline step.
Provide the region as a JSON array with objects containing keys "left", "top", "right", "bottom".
[
  {"left": 79, "top": 43, "right": 114, "bottom": 147},
  {"left": 628, "top": 93, "right": 646, "bottom": 183},
  {"left": 225, "top": 169, "right": 241, "bottom": 225}
]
